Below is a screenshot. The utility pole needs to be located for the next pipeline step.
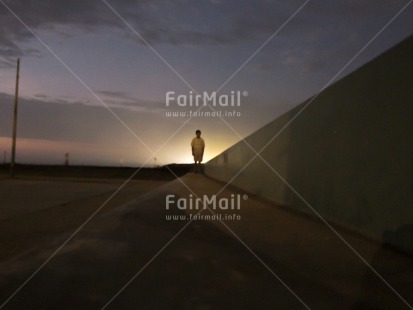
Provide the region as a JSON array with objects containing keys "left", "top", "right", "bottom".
[{"left": 10, "top": 58, "right": 20, "bottom": 178}]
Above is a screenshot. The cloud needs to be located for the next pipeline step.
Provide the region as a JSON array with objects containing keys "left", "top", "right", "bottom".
[
  {"left": 0, "top": 0, "right": 307, "bottom": 66},
  {"left": 96, "top": 90, "right": 132, "bottom": 100},
  {"left": 95, "top": 90, "right": 166, "bottom": 113},
  {"left": 0, "top": 0, "right": 121, "bottom": 66},
  {"left": 248, "top": 0, "right": 413, "bottom": 77},
  {"left": 1, "top": 0, "right": 411, "bottom": 77},
  {"left": 127, "top": 1, "right": 307, "bottom": 45},
  {"left": 0, "top": 91, "right": 168, "bottom": 145}
]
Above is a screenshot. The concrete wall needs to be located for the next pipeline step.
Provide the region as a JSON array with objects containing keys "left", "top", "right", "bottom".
[{"left": 205, "top": 36, "right": 413, "bottom": 254}]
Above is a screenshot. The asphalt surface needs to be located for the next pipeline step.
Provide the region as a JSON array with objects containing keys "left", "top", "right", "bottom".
[{"left": 0, "top": 174, "right": 412, "bottom": 309}]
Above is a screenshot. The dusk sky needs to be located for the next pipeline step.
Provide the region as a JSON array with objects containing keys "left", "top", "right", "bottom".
[{"left": 0, "top": 0, "right": 412, "bottom": 166}]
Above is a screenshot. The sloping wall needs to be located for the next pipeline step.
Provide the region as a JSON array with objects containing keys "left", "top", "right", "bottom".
[{"left": 205, "top": 36, "right": 413, "bottom": 254}]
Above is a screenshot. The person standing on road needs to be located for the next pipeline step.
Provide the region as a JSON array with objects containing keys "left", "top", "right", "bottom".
[{"left": 191, "top": 130, "right": 205, "bottom": 173}]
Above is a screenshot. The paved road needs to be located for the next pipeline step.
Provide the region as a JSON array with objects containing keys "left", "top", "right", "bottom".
[{"left": 0, "top": 175, "right": 412, "bottom": 309}]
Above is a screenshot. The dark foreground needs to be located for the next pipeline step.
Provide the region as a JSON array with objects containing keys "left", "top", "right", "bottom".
[
  {"left": 0, "top": 163, "right": 192, "bottom": 181},
  {"left": 0, "top": 173, "right": 412, "bottom": 309}
]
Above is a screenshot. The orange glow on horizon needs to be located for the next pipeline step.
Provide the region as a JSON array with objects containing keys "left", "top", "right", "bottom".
[{"left": 0, "top": 136, "right": 228, "bottom": 166}]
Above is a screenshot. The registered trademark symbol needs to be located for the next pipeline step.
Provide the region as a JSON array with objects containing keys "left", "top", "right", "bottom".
[
  {"left": 243, "top": 194, "right": 248, "bottom": 200},
  {"left": 243, "top": 91, "right": 248, "bottom": 97}
]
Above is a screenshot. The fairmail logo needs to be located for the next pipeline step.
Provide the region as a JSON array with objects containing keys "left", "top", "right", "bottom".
[
  {"left": 165, "top": 194, "right": 247, "bottom": 210},
  {"left": 165, "top": 90, "right": 247, "bottom": 107}
]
